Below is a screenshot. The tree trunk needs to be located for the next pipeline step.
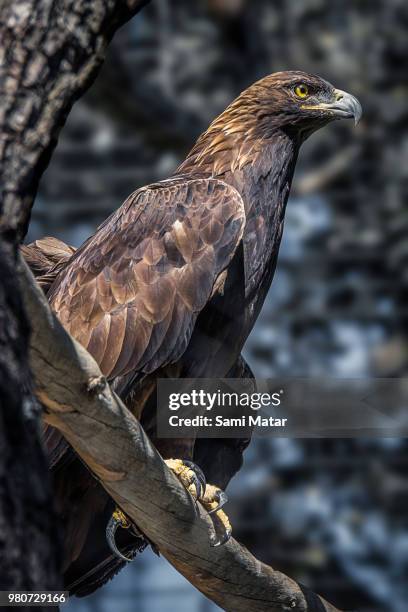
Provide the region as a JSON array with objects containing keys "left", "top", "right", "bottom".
[
  {"left": 0, "top": 244, "right": 62, "bottom": 594},
  {"left": 0, "top": 0, "right": 150, "bottom": 596}
]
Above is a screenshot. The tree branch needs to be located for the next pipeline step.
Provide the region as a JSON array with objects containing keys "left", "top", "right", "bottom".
[{"left": 18, "top": 256, "right": 342, "bottom": 612}]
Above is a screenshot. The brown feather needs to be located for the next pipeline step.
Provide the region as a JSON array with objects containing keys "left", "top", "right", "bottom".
[
  {"left": 21, "top": 237, "right": 76, "bottom": 293},
  {"left": 48, "top": 178, "right": 245, "bottom": 377},
  {"left": 99, "top": 306, "right": 127, "bottom": 376}
]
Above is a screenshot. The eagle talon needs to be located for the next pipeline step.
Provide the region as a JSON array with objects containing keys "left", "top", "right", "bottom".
[
  {"left": 165, "top": 458, "right": 206, "bottom": 500},
  {"left": 211, "top": 527, "right": 232, "bottom": 548},
  {"left": 208, "top": 490, "right": 228, "bottom": 515},
  {"left": 201, "top": 485, "right": 232, "bottom": 546},
  {"left": 165, "top": 461, "right": 232, "bottom": 546},
  {"left": 106, "top": 507, "right": 134, "bottom": 563},
  {"left": 183, "top": 460, "right": 206, "bottom": 498}
]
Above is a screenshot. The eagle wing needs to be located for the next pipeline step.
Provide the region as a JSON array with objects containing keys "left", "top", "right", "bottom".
[{"left": 48, "top": 177, "right": 246, "bottom": 379}]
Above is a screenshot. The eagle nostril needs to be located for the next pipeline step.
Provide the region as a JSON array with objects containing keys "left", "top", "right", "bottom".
[{"left": 336, "top": 92, "right": 344, "bottom": 101}]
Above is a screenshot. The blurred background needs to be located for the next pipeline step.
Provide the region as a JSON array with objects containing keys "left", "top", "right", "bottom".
[{"left": 29, "top": 0, "right": 408, "bottom": 610}]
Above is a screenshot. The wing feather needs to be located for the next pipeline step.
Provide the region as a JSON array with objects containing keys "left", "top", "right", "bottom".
[
  {"left": 99, "top": 307, "right": 128, "bottom": 376},
  {"left": 48, "top": 178, "right": 245, "bottom": 379}
]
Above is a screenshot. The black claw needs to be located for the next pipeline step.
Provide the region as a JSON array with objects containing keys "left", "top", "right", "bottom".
[
  {"left": 194, "top": 475, "right": 202, "bottom": 499},
  {"left": 208, "top": 490, "right": 228, "bottom": 515},
  {"left": 211, "top": 527, "right": 232, "bottom": 548},
  {"left": 106, "top": 513, "right": 133, "bottom": 563},
  {"left": 183, "top": 460, "right": 206, "bottom": 498}
]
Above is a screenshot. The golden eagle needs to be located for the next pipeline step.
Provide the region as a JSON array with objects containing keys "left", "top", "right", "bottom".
[{"left": 22, "top": 71, "right": 361, "bottom": 595}]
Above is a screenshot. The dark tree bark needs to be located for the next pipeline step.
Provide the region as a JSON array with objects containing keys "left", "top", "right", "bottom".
[
  {"left": 0, "top": 0, "right": 150, "bottom": 596},
  {"left": 0, "top": 247, "right": 63, "bottom": 594}
]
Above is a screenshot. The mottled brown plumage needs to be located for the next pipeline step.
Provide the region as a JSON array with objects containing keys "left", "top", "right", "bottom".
[
  {"left": 47, "top": 179, "right": 245, "bottom": 379},
  {"left": 21, "top": 237, "right": 75, "bottom": 292},
  {"left": 24, "top": 71, "right": 361, "bottom": 595}
]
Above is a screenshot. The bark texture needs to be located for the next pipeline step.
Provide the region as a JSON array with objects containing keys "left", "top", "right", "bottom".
[
  {"left": 0, "top": 0, "right": 149, "bottom": 242},
  {"left": 19, "top": 257, "right": 342, "bottom": 612},
  {"left": 0, "top": 248, "right": 63, "bottom": 593},
  {"left": 0, "top": 0, "right": 149, "bottom": 594}
]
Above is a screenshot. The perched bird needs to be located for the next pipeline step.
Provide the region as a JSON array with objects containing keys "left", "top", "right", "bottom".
[{"left": 23, "top": 70, "right": 361, "bottom": 596}]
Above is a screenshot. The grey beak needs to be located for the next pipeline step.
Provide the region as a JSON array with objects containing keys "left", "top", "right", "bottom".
[{"left": 328, "top": 89, "right": 363, "bottom": 125}]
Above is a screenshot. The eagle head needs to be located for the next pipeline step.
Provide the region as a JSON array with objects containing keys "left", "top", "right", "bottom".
[
  {"left": 179, "top": 70, "right": 362, "bottom": 175},
  {"left": 248, "top": 70, "right": 362, "bottom": 140}
]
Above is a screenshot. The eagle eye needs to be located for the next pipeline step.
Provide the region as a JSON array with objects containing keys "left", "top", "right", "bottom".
[{"left": 294, "top": 84, "right": 309, "bottom": 99}]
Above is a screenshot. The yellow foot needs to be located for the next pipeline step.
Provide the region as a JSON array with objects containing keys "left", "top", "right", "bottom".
[
  {"left": 164, "top": 458, "right": 206, "bottom": 499},
  {"left": 165, "top": 459, "right": 232, "bottom": 546}
]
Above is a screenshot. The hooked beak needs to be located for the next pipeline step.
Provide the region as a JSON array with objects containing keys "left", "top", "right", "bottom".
[
  {"left": 302, "top": 89, "right": 362, "bottom": 125},
  {"left": 321, "top": 89, "right": 362, "bottom": 125}
]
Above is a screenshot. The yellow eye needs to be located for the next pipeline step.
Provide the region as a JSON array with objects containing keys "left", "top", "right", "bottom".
[{"left": 295, "top": 84, "right": 309, "bottom": 98}]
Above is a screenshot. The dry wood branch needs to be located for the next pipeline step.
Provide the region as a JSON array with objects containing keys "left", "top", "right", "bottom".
[{"left": 18, "top": 257, "right": 341, "bottom": 612}]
